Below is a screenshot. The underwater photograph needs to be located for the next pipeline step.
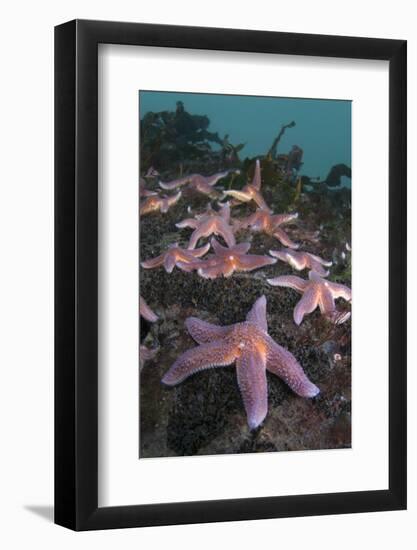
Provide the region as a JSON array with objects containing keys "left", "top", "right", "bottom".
[{"left": 139, "top": 91, "right": 352, "bottom": 458}]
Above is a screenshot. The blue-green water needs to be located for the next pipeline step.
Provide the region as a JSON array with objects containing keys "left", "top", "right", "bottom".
[{"left": 139, "top": 91, "right": 351, "bottom": 184}]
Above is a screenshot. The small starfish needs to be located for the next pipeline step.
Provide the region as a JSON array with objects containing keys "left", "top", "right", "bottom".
[
  {"left": 267, "top": 271, "right": 352, "bottom": 325},
  {"left": 139, "top": 295, "right": 158, "bottom": 322},
  {"left": 140, "top": 191, "right": 182, "bottom": 215},
  {"left": 162, "top": 296, "right": 319, "bottom": 429},
  {"left": 269, "top": 248, "right": 332, "bottom": 277},
  {"left": 223, "top": 159, "right": 270, "bottom": 210},
  {"left": 176, "top": 202, "right": 236, "bottom": 249},
  {"left": 141, "top": 242, "right": 210, "bottom": 273},
  {"left": 159, "top": 170, "right": 237, "bottom": 196},
  {"left": 179, "top": 237, "right": 276, "bottom": 279},
  {"left": 238, "top": 209, "right": 299, "bottom": 249}
]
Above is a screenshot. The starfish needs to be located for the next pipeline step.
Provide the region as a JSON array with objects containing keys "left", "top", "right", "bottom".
[
  {"left": 267, "top": 271, "right": 352, "bottom": 325},
  {"left": 176, "top": 202, "right": 236, "bottom": 249},
  {"left": 162, "top": 296, "right": 319, "bottom": 429},
  {"left": 269, "top": 248, "right": 332, "bottom": 277},
  {"left": 139, "top": 295, "right": 158, "bottom": 322},
  {"left": 223, "top": 159, "right": 270, "bottom": 210},
  {"left": 237, "top": 209, "right": 300, "bottom": 249},
  {"left": 141, "top": 242, "right": 210, "bottom": 273},
  {"left": 159, "top": 170, "right": 237, "bottom": 196},
  {"left": 179, "top": 237, "right": 276, "bottom": 279},
  {"left": 140, "top": 191, "right": 182, "bottom": 216}
]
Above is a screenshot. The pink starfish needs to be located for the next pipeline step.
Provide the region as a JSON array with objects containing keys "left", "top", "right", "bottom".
[
  {"left": 141, "top": 242, "right": 210, "bottom": 273},
  {"left": 176, "top": 202, "right": 236, "bottom": 249},
  {"left": 140, "top": 191, "right": 182, "bottom": 215},
  {"left": 237, "top": 209, "right": 299, "bottom": 249},
  {"left": 223, "top": 159, "right": 270, "bottom": 210},
  {"left": 267, "top": 271, "right": 352, "bottom": 325},
  {"left": 162, "top": 296, "right": 319, "bottom": 430},
  {"left": 269, "top": 248, "right": 332, "bottom": 277},
  {"left": 139, "top": 296, "right": 158, "bottom": 323},
  {"left": 159, "top": 170, "right": 237, "bottom": 196},
  {"left": 179, "top": 237, "right": 276, "bottom": 279}
]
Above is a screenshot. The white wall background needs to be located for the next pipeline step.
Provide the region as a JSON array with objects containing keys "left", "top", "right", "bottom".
[{"left": 0, "top": 1, "right": 414, "bottom": 548}]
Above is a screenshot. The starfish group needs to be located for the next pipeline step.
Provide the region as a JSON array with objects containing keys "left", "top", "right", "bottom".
[
  {"left": 159, "top": 169, "right": 238, "bottom": 196},
  {"left": 140, "top": 156, "right": 351, "bottom": 430},
  {"left": 162, "top": 296, "right": 319, "bottom": 429}
]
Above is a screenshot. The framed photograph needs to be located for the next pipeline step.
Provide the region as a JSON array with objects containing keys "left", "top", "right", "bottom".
[{"left": 55, "top": 20, "right": 407, "bottom": 530}]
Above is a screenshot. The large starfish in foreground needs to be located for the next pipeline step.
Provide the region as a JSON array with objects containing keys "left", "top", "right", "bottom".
[
  {"left": 159, "top": 170, "right": 237, "bottom": 196},
  {"left": 162, "top": 296, "right": 319, "bottom": 429},
  {"left": 176, "top": 202, "right": 236, "bottom": 249},
  {"left": 267, "top": 271, "right": 351, "bottom": 325},
  {"left": 141, "top": 242, "right": 210, "bottom": 273},
  {"left": 269, "top": 248, "right": 332, "bottom": 277},
  {"left": 179, "top": 237, "right": 276, "bottom": 279},
  {"left": 237, "top": 209, "right": 300, "bottom": 249},
  {"left": 140, "top": 191, "right": 182, "bottom": 215},
  {"left": 223, "top": 159, "right": 269, "bottom": 210}
]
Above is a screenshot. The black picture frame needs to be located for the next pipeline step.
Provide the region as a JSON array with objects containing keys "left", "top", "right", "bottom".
[{"left": 55, "top": 19, "right": 407, "bottom": 531}]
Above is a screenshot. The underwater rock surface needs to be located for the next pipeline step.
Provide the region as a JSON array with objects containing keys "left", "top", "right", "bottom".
[{"left": 139, "top": 176, "right": 351, "bottom": 457}]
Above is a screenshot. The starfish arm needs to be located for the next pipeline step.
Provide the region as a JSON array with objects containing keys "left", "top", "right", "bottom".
[
  {"left": 163, "top": 252, "right": 177, "bottom": 273},
  {"left": 328, "top": 281, "right": 352, "bottom": 302},
  {"left": 176, "top": 260, "right": 200, "bottom": 272},
  {"left": 308, "top": 252, "right": 332, "bottom": 267},
  {"left": 318, "top": 286, "right": 335, "bottom": 315},
  {"left": 187, "top": 227, "right": 207, "bottom": 249},
  {"left": 236, "top": 348, "right": 268, "bottom": 430},
  {"left": 194, "top": 180, "right": 217, "bottom": 195},
  {"left": 265, "top": 338, "right": 320, "bottom": 397},
  {"left": 140, "top": 254, "right": 165, "bottom": 269},
  {"left": 210, "top": 237, "right": 228, "bottom": 255},
  {"left": 186, "top": 243, "right": 211, "bottom": 259},
  {"left": 206, "top": 171, "right": 229, "bottom": 186},
  {"left": 267, "top": 275, "right": 308, "bottom": 293},
  {"left": 159, "top": 175, "right": 191, "bottom": 190},
  {"left": 164, "top": 192, "right": 181, "bottom": 211},
  {"left": 293, "top": 285, "right": 320, "bottom": 325},
  {"left": 176, "top": 218, "right": 199, "bottom": 229},
  {"left": 237, "top": 254, "right": 277, "bottom": 272},
  {"left": 269, "top": 249, "right": 306, "bottom": 271},
  {"left": 251, "top": 189, "right": 269, "bottom": 210},
  {"left": 223, "top": 190, "right": 252, "bottom": 203},
  {"left": 251, "top": 159, "right": 262, "bottom": 191},
  {"left": 271, "top": 213, "right": 298, "bottom": 226},
  {"left": 216, "top": 221, "right": 236, "bottom": 248},
  {"left": 246, "top": 295, "right": 268, "bottom": 332},
  {"left": 162, "top": 340, "right": 237, "bottom": 385},
  {"left": 272, "top": 227, "right": 299, "bottom": 249},
  {"left": 139, "top": 296, "right": 158, "bottom": 322},
  {"left": 185, "top": 317, "right": 231, "bottom": 344},
  {"left": 233, "top": 242, "right": 251, "bottom": 254},
  {"left": 308, "top": 258, "right": 330, "bottom": 277}
]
